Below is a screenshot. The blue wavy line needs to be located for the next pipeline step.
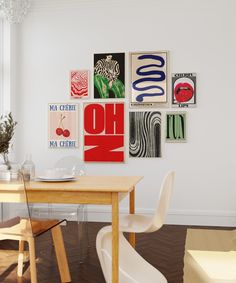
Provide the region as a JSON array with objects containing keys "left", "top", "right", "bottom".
[
  {"left": 133, "top": 78, "right": 165, "bottom": 91},
  {"left": 136, "top": 88, "right": 165, "bottom": 102},
  {"left": 136, "top": 65, "right": 166, "bottom": 77},
  {"left": 137, "top": 54, "right": 165, "bottom": 67}
]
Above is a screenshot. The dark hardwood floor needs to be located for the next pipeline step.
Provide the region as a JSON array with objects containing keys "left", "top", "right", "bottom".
[{"left": 0, "top": 222, "right": 191, "bottom": 283}]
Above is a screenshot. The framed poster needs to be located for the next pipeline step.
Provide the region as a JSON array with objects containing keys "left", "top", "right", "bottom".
[
  {"left": 84, "top": 103, "right": 124, "bottom": 162},
  {"left": 48, "top": 103, "right": 79, "bottom": 148},
  {"left": 172, "top": 73, "right": 196, "bottom": 107},
  {"left": 94, "top": 53, "right": 125, "bottom": 99},
  {"left": 130, "top": 51, "right": 168, "bottom": 108},
  {"left": 166, "top": 112, "right": 187, "bottom": 142},
  {"left": 129, "top": 111, "right": 161, "bottom": 157},
  {"left": 70, "top": 70, "right": 89, "bottom": 98}
]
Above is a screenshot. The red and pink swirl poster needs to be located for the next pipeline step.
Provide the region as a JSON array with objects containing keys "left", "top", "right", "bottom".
[{"left": 70, "top": 70, "right": 89, "bottom": 98}]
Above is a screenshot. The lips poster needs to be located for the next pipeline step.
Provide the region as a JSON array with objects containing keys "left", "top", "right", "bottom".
[
  {"left": 48, "top": 103, "right": 79, "bottom": 148},
  {"left": 172, "top": 73, "right": 196, "bottom": 107},
  {"left": 84, "top": 103, "right": 124, "bottom": 162}
]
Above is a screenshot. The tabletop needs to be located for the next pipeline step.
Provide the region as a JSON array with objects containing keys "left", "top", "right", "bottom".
[{"left": 30, "top": 175, "right": 142, "bottom": 192}]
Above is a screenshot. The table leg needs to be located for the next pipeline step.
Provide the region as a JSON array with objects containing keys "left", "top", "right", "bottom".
[
  {"left": 129, "top": 187, "right": 136, "bottom": 248},
  {"left": 112, "top": 192, "right": 119, "bottom": 283}
]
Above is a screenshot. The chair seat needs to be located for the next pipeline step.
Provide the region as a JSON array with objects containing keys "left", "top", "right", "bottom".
[
  {"left": 0, "top": 217, "right": 20, "bottom": 228},
  {"left": 119, "top": 214, "right": 153, "bottom": 233},
  {"left": 31, "top": 219, "right": 63, "bottom": 236},
  {"left": 185, "top": 250, "right": 236, "bottom": 283},
  {"left": 0, "top": 218, "right": 63, "bottom": 238}
]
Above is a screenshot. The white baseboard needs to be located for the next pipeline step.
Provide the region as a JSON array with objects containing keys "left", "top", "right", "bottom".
[
  {"left": 28, "top": 204, "right": 236, "bottom": 227},
  {"left": 85, "top": 207, "right": 236, "bottom": 227}
]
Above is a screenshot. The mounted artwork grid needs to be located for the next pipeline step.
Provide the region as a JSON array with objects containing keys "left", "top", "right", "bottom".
[
  {"left": 84, "top": 103, "right": 124, "bottom": 162},
  {"left": 70, "top": 70, "right": 89, "bottom": 98},
  {"left": 166, "top": 112, "right": 187, "bottom": 142},
  {"left": 130, "top": 51, "right": 168, "bottom": 108},
  {"left": 48, "top": 103, "right": 79, "bottom": 148},
  {"left": 172, "top": 73, "right": 196, "bottom": 107},
  {"left": 129, "top": 111, "right": 161, "bottom": 158},
  {"left": 94, "top": 53, "right": 125, "bottom": 99}
]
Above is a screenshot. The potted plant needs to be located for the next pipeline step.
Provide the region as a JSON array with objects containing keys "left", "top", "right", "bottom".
[{"left": 0, "top": 113, "right": 17, "bottom": 170}]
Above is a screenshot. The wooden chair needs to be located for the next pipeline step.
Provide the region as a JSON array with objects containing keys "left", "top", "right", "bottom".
[{"left": 0, "top": 172, "right": 71, "bottom": 283}]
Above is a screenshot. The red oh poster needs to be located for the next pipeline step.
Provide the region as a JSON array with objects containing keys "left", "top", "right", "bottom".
[{"left": 84, "top": 103, "right": 124, "bottom": 162}]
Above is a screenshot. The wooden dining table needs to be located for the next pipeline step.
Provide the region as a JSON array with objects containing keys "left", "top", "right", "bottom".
[{"left": 0, "top": 175, "right": 142, "bottom": 283}]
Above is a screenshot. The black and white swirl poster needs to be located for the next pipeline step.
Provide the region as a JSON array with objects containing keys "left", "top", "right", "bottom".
[{"left": 129, "top": 111, "right": 161, "bottom": 158}]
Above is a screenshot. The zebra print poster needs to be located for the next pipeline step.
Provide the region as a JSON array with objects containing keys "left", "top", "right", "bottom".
[
  {"left": 94, "top": 53, "right": 125, "bottom": 99},
  {"left": 130, "top": 51, "right": 167, "bottom": 108},
  {"left": 129, "top": 111, "right": 161, "bottom": 158}
]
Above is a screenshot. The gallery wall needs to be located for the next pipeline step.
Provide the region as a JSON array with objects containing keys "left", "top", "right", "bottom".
[{"left": 13, "top": 0, "right": 236, "bottom": 225}]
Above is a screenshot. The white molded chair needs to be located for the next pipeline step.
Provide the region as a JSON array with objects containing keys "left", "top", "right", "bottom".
[
  {"left": 96, "top": 225, "right": 167, "bottom": 283},
  {"left": 119, "top": 171, "right": 175, "bottom": 233}
]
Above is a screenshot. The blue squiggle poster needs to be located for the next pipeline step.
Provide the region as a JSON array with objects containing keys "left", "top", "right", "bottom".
[{"left": 131, "top": 51, "right": 167, "bottom": 105}]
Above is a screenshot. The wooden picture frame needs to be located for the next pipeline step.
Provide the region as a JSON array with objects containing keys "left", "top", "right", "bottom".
[
  {"left": 166, "top": 111, "right": 187, "bottom": 142},
  {"left": 48, "top": 103, "right": 79, "bottom": 148},
  {"left": 130, "top": 51, "right": 168, "bottom": 108}
]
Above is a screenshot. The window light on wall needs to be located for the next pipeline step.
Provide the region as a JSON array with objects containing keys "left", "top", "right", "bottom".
[{"left": 0, "top": 0, "right": 31, "bottom": 24}]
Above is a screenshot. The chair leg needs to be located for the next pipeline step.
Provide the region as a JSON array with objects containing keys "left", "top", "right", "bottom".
[
  {"left": 51, "top": 225, "right": 71, "bottom": 283},
  {"left": 28, "top": 238, "right": 37, "bottom": 283},
  {"left": 83, "top": 205, "right": 90, "bottom": 248},
  {"left": 17, "top": 240, "right": 25, "bottom": 277},
  {"left": 77, "top": 205, "right": 89, "bottom": 264}
]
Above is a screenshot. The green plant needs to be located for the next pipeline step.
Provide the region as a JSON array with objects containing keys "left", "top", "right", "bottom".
[{"left": 0, "top": 113, "right": 17, "bottom": 170}]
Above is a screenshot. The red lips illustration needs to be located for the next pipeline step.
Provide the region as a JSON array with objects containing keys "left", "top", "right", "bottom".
[{"left": 174, "top": 82, "right": 194, "bottom": 103}]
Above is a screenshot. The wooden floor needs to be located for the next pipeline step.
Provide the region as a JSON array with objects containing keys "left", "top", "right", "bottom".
[{"left": 0, "top": 222, "right": 200, "bottom": 283}]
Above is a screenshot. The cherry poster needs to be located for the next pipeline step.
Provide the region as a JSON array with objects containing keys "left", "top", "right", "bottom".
[
  {"left": 84, "top": 103, "right": 124, "bottom": 162},
  {"left": 48, "top": 103, "right": 79, "bottom": 148}
]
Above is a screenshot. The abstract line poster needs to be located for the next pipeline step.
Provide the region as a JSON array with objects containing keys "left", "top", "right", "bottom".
[
  {"left": 172, "top": 73, "right": 196, "bottom": 107},
  {"left": 129, "top": 111, "right": 161, "bottom": 158},
  {"left": 70, "top": 70, "right": 89, "bottom": 98},
  {"left": 94, "top": 53, "right": 125, "bottom": 99},
  {"left": 48, "top": 103, "right": 79, "bottom": 148},
  {"left": 130, "top": 51, "right": 167, "bottom": 107},
  {"left": 84, "top": 103, "right": 124, "bottom": 162}
]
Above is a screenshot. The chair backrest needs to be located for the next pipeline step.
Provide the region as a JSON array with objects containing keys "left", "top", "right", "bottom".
[
  {"left": 148, "top": 171, "right": 175, "bottom": 232},
  {"left": 54, "top": 155, "right": 86, "bottom": 176}
]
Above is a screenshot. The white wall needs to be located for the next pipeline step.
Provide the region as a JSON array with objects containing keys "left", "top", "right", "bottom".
[{"left": 13, "top": 0, "right": 236, "bottom": 226}]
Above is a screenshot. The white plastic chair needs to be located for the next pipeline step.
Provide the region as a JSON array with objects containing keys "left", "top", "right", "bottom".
[
  {"left": 96, "top": 225, "right": 167, "bottom": 283},
  {"left": 32, "top": 156, "right": 89, "bottom": 262},
  {"left": 119, "top": 171, "right": 175, "bottom": 233}
]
